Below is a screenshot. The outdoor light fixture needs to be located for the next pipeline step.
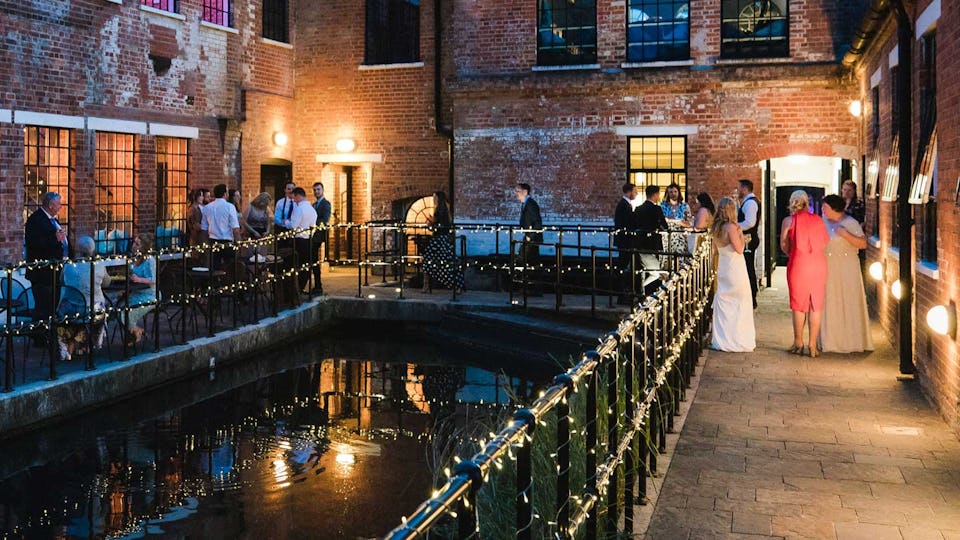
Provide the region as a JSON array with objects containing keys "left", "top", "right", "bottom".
[
  {"left": 868, "top": 160, "right": 879, "bottom": 175},
  {"left": 868, "top": 261, "right": 885, "bottom": 281},
  {"left": 335, "top": 138, "right": 356, "bottom": 153},
  {"left": 335, "top": 452, "right": 356, "bottom": 465},
  {"left": 849, "top": 100, "right": 863, "bottom": 118},
  {"left": 273, "top": 131, "right": 288, "bottom": 147},
  {"left": 926, "top": 304, "right": 957, "bottom": 338},
  {"left": 891, "top": 279, "right": 903, "bottom": 300}
]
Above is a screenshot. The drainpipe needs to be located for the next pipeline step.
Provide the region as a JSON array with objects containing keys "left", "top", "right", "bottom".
[
  {"left": 434, "top": 0, "right": 455, "bottom": 215},
  {"left": 891, "top": 0, "right": 914, "bottom": 375}
]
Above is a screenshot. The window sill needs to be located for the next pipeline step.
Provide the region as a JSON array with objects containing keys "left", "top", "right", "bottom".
[
  {"left": 715, "top": 56, "right": 793, "bottom": 65},
  {"left": 532, "top": 64, "right": 601, "bottom": 72},
  {"left": 200, "top": 20, "right": 238, "bottom": 34},
  {"left": 261, "top": 37, "right": 292, "bottom": 49},
  {"left": 868, "top": 236, "right": 881, "bottom": 248},
  {"left": 917, "top": 261, "right": 940, "bottom": 280},
  {"left": 888, "top": 247, "right": 900, "bottom": 260},
  {"left": 139, "top": 4, "right": 185, "bottom": 19},
  {"left": 358, "top": 61, "right": 424, "bottom": 71},
  {"left": 621, "top": 59, "right": 694, "bottom": 69}
]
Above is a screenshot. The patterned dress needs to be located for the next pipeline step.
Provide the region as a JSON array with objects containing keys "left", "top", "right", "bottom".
[{"left": 422, "top": 205, "right": 465, "bottom": 290}]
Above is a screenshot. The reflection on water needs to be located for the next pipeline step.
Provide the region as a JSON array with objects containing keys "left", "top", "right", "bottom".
[{"left": 0, "top": 353, "right": 547, "bottom": 539}]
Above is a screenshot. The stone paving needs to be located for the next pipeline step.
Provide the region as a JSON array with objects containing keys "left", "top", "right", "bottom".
[{"left": 645, "top": 271, "right": 960, "bottom": 540}]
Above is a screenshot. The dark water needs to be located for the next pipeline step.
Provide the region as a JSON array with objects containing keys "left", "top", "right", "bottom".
[{"left": 0, "top": 328, "right": 555, "bottom": 539}]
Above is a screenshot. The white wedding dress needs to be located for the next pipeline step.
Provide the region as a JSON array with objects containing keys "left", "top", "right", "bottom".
[{"left": 711, "top": 242, "right": 756, "bottom": 352}]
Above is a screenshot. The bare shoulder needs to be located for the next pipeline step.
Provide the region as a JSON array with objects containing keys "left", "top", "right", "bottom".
[{"left": 781, "top": 215, "right": 793, "bottom": 228}]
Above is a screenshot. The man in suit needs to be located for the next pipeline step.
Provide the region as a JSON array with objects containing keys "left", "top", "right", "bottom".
[
  {"left": 515, "top": 183, "right": 543, "bottom": 293},
  {"left": 634, "top": 185, "right": 669, "bottom": 294},
  {"left": 25, "top": 192, "right": 70, "bottom": 334},
  {"left": 736, "top": 179, "right": 761, "bottom": 309},
  {"left": 273, "top": 181, "right": 297, "bottom": 248},
  {"left": 311, "top": 182, "right": 331, "bottom": 295},
  {"left": 614, "top": 183, "right": 639, "bottom": 303}
]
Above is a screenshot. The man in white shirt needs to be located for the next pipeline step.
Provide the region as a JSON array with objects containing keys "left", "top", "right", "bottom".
[
  {"left": 200, "top": 183, "right": 240, "bottom": 268},
  {"left": 284, "top": 187, "right": 319, "bottom": 293},
  {"left": 736, "top": 179, "right": 761, "bottom": 309}
]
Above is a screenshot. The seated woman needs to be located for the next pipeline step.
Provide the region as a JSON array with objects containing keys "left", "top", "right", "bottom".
[
  {"left": 124, "top": 234, "right": 158, "bottom": 344},
  {"left": 57, "top": 236, "right": 111, "bottom": 361}
]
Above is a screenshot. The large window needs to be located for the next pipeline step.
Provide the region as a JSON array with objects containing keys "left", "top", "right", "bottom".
[
  {"left": 720, "top": 0, "right": 788, "bottom": 59},
  {"left": 262, "top": 0, "right": 288, "bottom": 43},
  {"left": 156, "top": 137, "right": 189, "bottom": 249},
  {"left": 912, "top": 31, "right": 937, "bottom": 264},
  {"left": 95, "top": 133, "right": 138, "bottom": 255},
  {"left": 364, "top": 0, "right": 420, "bottom": 65},
  {"left": 140, "top": 0, "right": 177, "bottom": 13},
  {"left": 538, "top": 0, "right": 597, "bottom": 66},
  {"left": 202, "top": 0, "right": 233, "bottom": 27},
  {"left": 890, "top": 65, "right": 900, "bottom": 140},
  {"left": 627, "top": 136, "right": 687, "bottom": 195},
  {"left": 627, "top": 1, "right": 689, "bottom": 62},
  {"left": 24, "top": 127, "right": 72, "bottom": 228}
]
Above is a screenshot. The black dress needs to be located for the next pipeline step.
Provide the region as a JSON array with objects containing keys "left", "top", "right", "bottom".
[{"left": 422, "top": 206, "right": 465, "bottom": 290}]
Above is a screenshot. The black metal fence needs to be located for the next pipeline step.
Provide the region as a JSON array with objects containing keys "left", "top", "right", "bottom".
[{"left": 381, "top": 235, "right": 714, "bottom": 539}]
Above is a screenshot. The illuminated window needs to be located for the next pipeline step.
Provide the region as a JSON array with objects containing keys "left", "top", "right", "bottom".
[
  {"left": 627, "top": 1, "right": 689, "bottom": 62},
  {"left": 720, "top": 0, "right": 788, "bottom": 59},
  {"left": 202, "top": 0, "right": 232, "bottom": 27},
  {"left": 140, "top": 0, "right": 177, "bottom": 13},
  {"left": 95, "top": 132, "right": 138, "bottom": 254},
  {"left": 365, "top": 0, "right": 420, "bottom": 65},
  {"left": 156, "top": 137, "right": 189, "bottom": 249},
  {"left": 627, "top": 136, "right": 687, "bottom": 196},
  {"left": 538, "top": 0, "right": 597, "bottom": 66},
  {"left": 24, "top": 126, "right": 72, "bottom": 228}
]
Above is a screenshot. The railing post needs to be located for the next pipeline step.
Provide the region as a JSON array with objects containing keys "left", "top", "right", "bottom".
[
  {"left": 648, "top": 303, "right": 659, "bottom": 477},
  {"left": 182, "top": 247, "right": 189, "bottom": 343},
  {"left": 4, "top": 269, "right": 13, "bottom": 392},
  {"left": 153, "top": 252, "right": 161, "bottom": 353},
  {"left": 455, "top": 460, "right": 482, "bottom": 540},
  {"left": 590, "top": 247, "right": 597, "bottom": 318},
  {"left": 206, "top": 246, "right": 214, "bottom": 337},
  {"left": 638, "top": 314, "right": 650, "bottom": 504},
  {"left": 122, "top": 257, "right": 130, "bottom": 360},
  {"left": 554, "top": 373, "right": 574, "bottom": 537},
  {"left": 85, "top": 259, "right": 95, "bottom": 372},
  {"left": 508, "top": 239, "right": 516, "bottom": 306},
  {"left": 624, "top": 328, "right": 636, "bottom": 533},
  {"left": 584, "top": 350, "right": 599, "bottom": 540},
  {"left": 515, "top": 408, "right": 535, "bottom": 540},
  {"left": 606, "top": 332, "right": 620, "bottom": 537},
  {"left": 555, "top": 242, "right": 562, "bottom": 313},
  {"left": 607, "top": 232, "right": 614, "bottom": 308}
]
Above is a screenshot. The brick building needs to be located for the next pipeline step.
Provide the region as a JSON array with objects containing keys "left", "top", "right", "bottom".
[{"left": 846, "top": 0, "right": 960, "bottom": 433}]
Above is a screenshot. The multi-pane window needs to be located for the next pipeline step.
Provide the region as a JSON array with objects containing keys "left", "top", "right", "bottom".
[
  {"left": 156, "top": 137, "right": 189, "bottom": 250},
  {"left": 202, "top": 0, "right": 233, "bottom": 27},
  {"left": 140, "top": 0, "right": 177, "bottom": 13},
  {"left": 890, "top": 65, "right": 900, "bottom": 139},
  {"left": 538, "top": 0, "right": 597, "bottom": 66},
  {"left": 720, "top": 0, "right": 788, "bottom": 59},
  {"left": 364, "top": 0, "right": 420, "bottom": 65},
  {"left": 627, "top": 1, "right": 689, "bottom": 62},
  {"left": 913, "top": 31, "right": 937, "bottom": 264},
  {"left": 95, "top": 133, "right": 137, "bottom": 255},
  {"left": 871, "top": 86, "right": 880, "bottom": 150},
  {"left": 262, "top": 0, "right": 288, "bottom": 43},
  {"left": 24, "top": 127, "right": 72, "bottom": 228},
  {"left": 627, "top": 136, "right": 687, "bottom": 195}
]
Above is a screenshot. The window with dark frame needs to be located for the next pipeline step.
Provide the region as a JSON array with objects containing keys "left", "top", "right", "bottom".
[
  {"left": 140, "top": 0, "right": 178, "bottom": 13},
  {"left": 720, "top": 0, "right": 788, "bottom": 59},
  {"left": 538, "top": 0, "right": 597, "bottom": 66},
  {"left": 627, "top": 1, "right": 689, "bottom": 62},
  {"left": 95, "top": 132, "right": 138, "bottom": 255},
  {"left": 202, "top": 0, "right": 233, "bottom": 27},
  {"left": 890, "top": 65, "right": 900, "bottom": 140},
  {"left": 871, "top": 86, "right": 880, "bottom": 150},
  {"left": 24, "top": 126, "right": 72, "bottom": 229},
  {"left": 627, "top": 136, "right": 687, "bottom": 196},
  {"left": 262, "top": 0, "right": 288, "bottom": 43},
  {"left": 156, "top": 137, "right": 189, "bottom": 250},
  {"left": 364, "top": 0, "right": 420, "bottom": 65},
  {"left": 916, "top": 31, "right": 937, "bottom": 264}
]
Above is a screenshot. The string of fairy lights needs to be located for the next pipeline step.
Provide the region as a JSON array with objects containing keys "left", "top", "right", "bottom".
[{"left": 383, "top": 240, "right": 715, "bottom": 540}]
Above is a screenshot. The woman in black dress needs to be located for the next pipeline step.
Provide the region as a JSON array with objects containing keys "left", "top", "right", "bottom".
[{"left": 422, "top": 191, "right": 464, "bottom": 293}]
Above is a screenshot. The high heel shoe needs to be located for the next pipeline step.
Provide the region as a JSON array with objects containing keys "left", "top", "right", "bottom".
[
  {"left": 788, "top": 344, "right": 804, "bottom": 355},
  {"left": 809, "top": 346, "right": 820, "bottom": 358}
]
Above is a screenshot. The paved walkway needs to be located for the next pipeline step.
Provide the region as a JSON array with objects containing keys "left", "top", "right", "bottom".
[{"left": 645, "top": 270, "right": 960, "bottom": 540}]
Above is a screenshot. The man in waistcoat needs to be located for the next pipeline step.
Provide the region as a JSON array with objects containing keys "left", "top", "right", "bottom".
[{"left": 737, "top": 179, "right": 761, "bottom": 309}]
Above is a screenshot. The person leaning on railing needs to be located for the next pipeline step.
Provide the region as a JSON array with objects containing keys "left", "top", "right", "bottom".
[{"left": 57, "top": 236, "right": 110, "bottom": 362}]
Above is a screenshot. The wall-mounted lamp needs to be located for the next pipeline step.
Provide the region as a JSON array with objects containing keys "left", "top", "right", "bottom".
[
  {"left": 891, "top": 279, "right": 903, "bottom": 300},
  {"left": 926, "top": 303, "right": 957, "bottom": 338},
  {"left": 849, "top": 100, "right": 863, "bottom": 118},
  {"left": 868, "top": 260, "right": 885, "bottom": 282},
  {"left": 273, "top": 132, "right": 288, "bottom": 147},
  {"left": 335, "top": 138, "right": 356, "bottom": 153}
]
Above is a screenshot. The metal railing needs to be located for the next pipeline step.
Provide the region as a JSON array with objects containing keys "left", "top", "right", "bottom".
[{"left": 382, "top": 236, "right": 714, "bottom": 539}]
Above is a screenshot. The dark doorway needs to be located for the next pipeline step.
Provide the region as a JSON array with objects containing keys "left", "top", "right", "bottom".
[
  {"left": 330, "top": 166, "right": 356, "bottom": 261},
  {"left": 260, "top": 163, "right": 292, "bottom": 204},
  {"left": 774, "top": 185, "right": 825, "bottom": 266}
]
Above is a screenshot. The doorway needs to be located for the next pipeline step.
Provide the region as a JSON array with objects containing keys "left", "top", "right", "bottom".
[
  {"left": 260, "top": 163, "right": 292, "bottom": 204},
  {"left": 330, "top": 166, "right": 356, "bottom": 260}
]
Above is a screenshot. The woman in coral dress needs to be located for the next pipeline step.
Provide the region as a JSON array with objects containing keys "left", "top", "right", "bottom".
[{"left": 780, "top": 190, "right": 828, "bottom": 357}]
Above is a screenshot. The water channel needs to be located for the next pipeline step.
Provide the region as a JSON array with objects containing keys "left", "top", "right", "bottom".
[{"left": 0, "top": 324, "right": 566, "bottom": 539}]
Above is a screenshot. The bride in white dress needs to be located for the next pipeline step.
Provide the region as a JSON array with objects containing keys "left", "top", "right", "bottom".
[{"left": 710, "top": 197, "right": 756, "bottom": 352}]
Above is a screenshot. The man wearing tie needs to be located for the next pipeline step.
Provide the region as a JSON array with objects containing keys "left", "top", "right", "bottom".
[
  {"left": 614, "top": 182, "right": 639, "bottom": 303},
  {"left": 311, "top": 182, "right": 331, "bottom": 294},
  {"left": 273, "top": 181, "right": 297, "bottom": 247},
  {"left": 25, "top": 192, "right": 70, "bottom": 330}
]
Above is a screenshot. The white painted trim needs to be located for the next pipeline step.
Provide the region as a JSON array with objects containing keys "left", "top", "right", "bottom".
[
  {"left": 200, "top": 20, "right": 238, "bottom": 34},
  {"left": 870, "top": 68, "right": 882, "bottom": 88},
  {"left": 917, "top": 261, "right": 939, "bottom": 280},
  {"left": 532, "top": 64, "right": 601, "bottom": 72},
  {"left": 104, "top": 0, "right": 122, "bottom": 5},
  {"left": 149, "top": 123, "right": 199, "bottom": 138},
  {"left": 13, "top": 111, "right": 84, "bottom": 129},
  {"left": 916, "top": 0, "right": 940, "bottom": 38},
  {"left": 0, "top": 109, "right": 11, "bottom": 123},
  {"left": 888, "top": 247, "right": 900, "bottom": 261},
  {"left": 358, "top": 61, "right": 424, "bottom": 71},
  {"left": 261, "top": 37, "right": 292, "bottom": 49},
  {"left": 621, "top": 60, "right": 694, "bottom": 69},
  {"left": 615, "top": 125, "right": 699, "bottom": 136},
  {"left": 139, "top": 4, "right": 185, "bottom": 20},
  {"left": 888, "top": 45, "right": 899, "bottom": 69},
  {"left": 868, "top": 235, "right": 881, "bottom": 248},
  {"left": 315, "top": 153, "right": 383, "bottom": 164},
  {"left": 88, "top": 117, "right": 148, "bottom": 135}
]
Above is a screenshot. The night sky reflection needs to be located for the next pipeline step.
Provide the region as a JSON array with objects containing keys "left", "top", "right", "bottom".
[{"left": 0, "top": 357, "right": 546, "bottom": 539}]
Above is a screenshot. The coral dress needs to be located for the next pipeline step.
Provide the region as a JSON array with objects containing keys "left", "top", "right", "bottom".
[{"left": 785, "top": 211, "right": 828, "bottom": 312}]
